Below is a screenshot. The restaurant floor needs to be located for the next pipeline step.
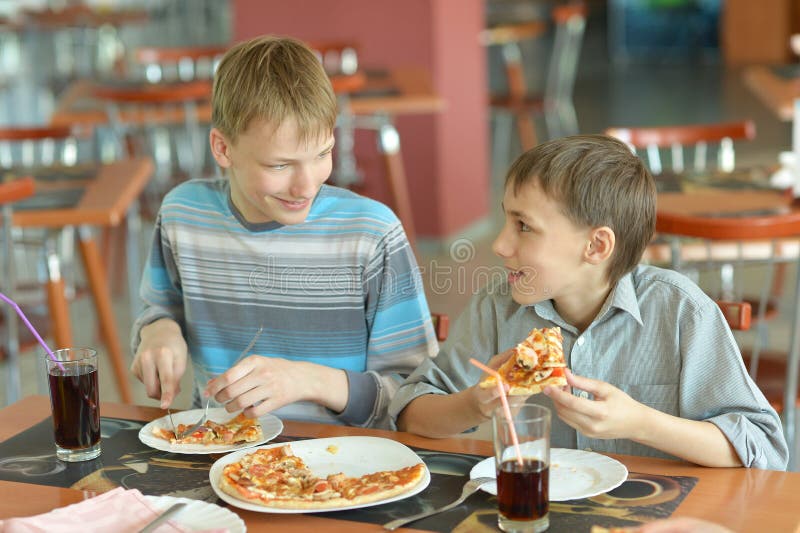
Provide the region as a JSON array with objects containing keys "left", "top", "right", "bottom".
[{"left": 4, "top": 31, "right": 800, "bottom": 467}]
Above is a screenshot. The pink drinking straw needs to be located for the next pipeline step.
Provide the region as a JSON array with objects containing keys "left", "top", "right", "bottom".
[
  {"left": 0, "top": 291, "right": 62, "bottom": 369},
  {"left": 470, "top": 358, "right": 523, "bottom": 466}
]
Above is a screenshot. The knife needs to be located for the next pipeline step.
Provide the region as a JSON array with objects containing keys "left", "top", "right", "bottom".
[{"left": 138, "top": 502, "right": 187, "bottom": 533}]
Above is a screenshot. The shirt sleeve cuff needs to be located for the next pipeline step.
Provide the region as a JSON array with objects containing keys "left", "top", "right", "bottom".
[{"left": 336, "top": 370, "right": 379, "bottom": 426}]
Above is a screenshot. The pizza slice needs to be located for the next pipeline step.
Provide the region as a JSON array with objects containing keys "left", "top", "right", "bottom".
[
  {"left": 479, "top": 326, "right": 567, "bottom": 395},
  {"left": 153, "top": 412, "right": 264, "bottom": 445}
]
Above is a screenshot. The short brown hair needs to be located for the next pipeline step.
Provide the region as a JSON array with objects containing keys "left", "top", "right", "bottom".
[
  {"left": 505, "top": 134, "right": 656, "bottom": 285},
  {"left": 212, "top": 35, "right": 337, "bottom": 142}
]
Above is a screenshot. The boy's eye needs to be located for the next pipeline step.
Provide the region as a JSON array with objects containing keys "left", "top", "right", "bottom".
[
  {"left": 318, "top": 149, "right": 333, "bottom": 159},
  {"left": 518, "top": 220, "right": 531, "bottom": 232},
  {"left": 268, "top": 164, "right": 288, "bottom": 171}
]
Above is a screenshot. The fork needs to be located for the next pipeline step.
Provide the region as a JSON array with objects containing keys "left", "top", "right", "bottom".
[
  {"left": 382, "top": 476, "right": 494, "bottom": 531},
  {"left": 175, "top": 326, "right": 264, "bottom": 439}
]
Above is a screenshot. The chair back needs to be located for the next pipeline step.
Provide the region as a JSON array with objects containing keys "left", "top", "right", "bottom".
[
  {"left": 92, "top": 80, "right": 213, "bottom": 203},
  {"left": 0, "top": 176, "right": 35, "bottom": 403},
  {"left": 129, "top": 45, "right": 228, "bottom": 83},
  {"left": 605, "top": 120, "right": 756, "bottom": 175},
  {"left": 716, "top": 300, "right": 751, "bottom": 331},
  {"left": 0, "top": 125, "right": 95, "bottom": 168}
]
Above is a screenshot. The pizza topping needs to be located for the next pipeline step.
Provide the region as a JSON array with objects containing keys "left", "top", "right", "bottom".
[
  {"left": 153, "top": 412, "right": 264, "bottom": 445},
  {"left": 479, "top": 326, "right": 567, "bottom": 395},
  {"left": 219, "top": 444, "right": 426, "bottom": 509}
]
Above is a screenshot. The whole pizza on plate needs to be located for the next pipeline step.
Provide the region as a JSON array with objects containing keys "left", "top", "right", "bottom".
[{"left": 219, "top": 443, "right": 426, "bottom": 509}]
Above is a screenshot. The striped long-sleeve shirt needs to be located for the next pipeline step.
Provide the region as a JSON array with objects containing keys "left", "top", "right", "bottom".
[
  {"left": 390, "top": 265, "right": 789, "bottom": 469},
  {"left": 132, "top": 180, "right": 438, "bottom": 428}
]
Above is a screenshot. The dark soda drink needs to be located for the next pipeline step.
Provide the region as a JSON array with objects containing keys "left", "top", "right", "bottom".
[
  {"left": 497, "top": 458, "right": 549, "bottom": 521},
  {"left": 48, "top": 364, "right": 100, "bottom": 450}
]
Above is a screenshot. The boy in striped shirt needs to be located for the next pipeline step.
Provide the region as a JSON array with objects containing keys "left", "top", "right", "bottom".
[{"left": 130, "top": 36, "right": 437, "bottom": 428}]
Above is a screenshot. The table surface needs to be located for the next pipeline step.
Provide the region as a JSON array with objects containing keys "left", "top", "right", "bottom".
[
  {"left": 49, "top": 67, "right": 444, "bottom": 128},
  {"left": 6, "top": 158, "right": 153, "bottom": 229},
  {"left": 0, "top": 396, "right": 798, "bottom": 533}
]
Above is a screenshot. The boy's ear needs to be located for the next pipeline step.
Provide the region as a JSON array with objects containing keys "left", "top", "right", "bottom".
[
  {"left": 584, "top": 226, "right": 615, "bottom": 265},
  {"left": 209, "top": 127, "right": 233, "bottom": 168}
]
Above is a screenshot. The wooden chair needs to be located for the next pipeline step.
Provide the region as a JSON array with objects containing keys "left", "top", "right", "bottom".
[
  {"left": 312, "top": 41, "right": 418, "bottom": 249},
  {"left": 0, "top": 176, "right": 35, "bottom": 404},
  {"left": 127, "top": 45, "right": 229, "bottom": 83},
  {"left": 92, "top": 79, "right": 213, "bottom": 211},
  {"left": 605, "top": 120, "right": 756, "bottom": 175},
  {"left": 0, "top": 125, "right": 135, "bottom": 404},
  {"left": 431, "top": 312, "right": 450, "bottom": 342},
  {"left": 605, "top": 120, "right": 783, "bottom": 361},
  {"left": 654, "top": 201, "right": 800, "bottom": 417},
  {"left": 482, "top": 1, "right": 587, "bottom": 170}
]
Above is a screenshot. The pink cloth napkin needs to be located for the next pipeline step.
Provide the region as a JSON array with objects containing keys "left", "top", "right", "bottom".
[{"left": 0, "top": 487, "right": 228, "bottom": 533}]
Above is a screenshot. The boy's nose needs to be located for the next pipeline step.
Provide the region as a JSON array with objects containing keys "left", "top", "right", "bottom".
[
  {"left": 289, "top": 167, "right": 316, "bottom": 198},
  {"left": 492, "top": 229, "right": 512, "bottom": 258}
]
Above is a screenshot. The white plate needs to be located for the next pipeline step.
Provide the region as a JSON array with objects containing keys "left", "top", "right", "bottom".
[
  {"left": 209, "top": 436, "right": 431, "bottom": 513},
  {"left": 144, "top": 495, "right": 246, "bottom": 532},
  {"left": 138, "top": 408, "right": 283, "bottom": 454},
  {"left": 470, "top": 448, "right": 628, "bottom": 501}
]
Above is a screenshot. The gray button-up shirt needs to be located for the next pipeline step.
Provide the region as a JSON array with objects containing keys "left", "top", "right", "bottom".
[{"left": 390, "top": 265, "right": 788, "bottom": 470}]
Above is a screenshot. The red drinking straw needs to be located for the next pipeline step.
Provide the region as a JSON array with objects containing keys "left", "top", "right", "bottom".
[
  {"left": 0, "top": 291, "right": 62, "bottom": 369},
  {"left": 470, "top": 358, "right": 523, "bottom": 466}
]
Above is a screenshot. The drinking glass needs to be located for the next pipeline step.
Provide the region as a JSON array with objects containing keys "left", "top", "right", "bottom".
[
  {"left": 492, "top": 403, "right": 551, "bottom": 532},
  {"left": 45, "top": 348, "right": 101, "bottom": 462}
]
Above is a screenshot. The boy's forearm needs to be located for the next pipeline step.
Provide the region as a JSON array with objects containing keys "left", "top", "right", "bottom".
[
  {"left": 631, "top": 406, "right": 741, "bottom": 467},
  {"left": 139, "top": 317, "right": 182, "bottom": 341},
  {"left": 397, "top": 390, "right": 487, "bottom": 438},
  {"left": 305, "top": 364, "right": 349, "bottom": 413}
]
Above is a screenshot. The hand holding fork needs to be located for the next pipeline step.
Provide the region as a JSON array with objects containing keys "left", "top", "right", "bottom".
[{"left": 168, "top": 326, "right": 264, "bottom": 439}]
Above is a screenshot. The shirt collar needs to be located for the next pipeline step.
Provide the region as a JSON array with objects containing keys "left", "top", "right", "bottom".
[
  {"left": 528, "top": 271, "right": 643, "bottom": 331},
  {"left": 602, "top": 271, "right": 643, "bottom": 326}
]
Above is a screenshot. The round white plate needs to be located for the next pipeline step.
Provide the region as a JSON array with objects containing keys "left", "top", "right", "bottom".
[
  {"left": 139, "top": 408, "right": 283, "bottom": 454},
  {"left": 470, "top": 448, "right": 628, "bottom": 501},
  {"left": 144, "top": 495, "right": 246, "bottom": 532},
  {"left": 209, "top": 436, "right": 430, "bottom": 513}
]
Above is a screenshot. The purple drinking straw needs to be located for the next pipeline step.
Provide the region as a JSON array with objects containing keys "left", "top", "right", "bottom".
[{"left": 0, "top": 291, "right": 63, "bottom": 369}]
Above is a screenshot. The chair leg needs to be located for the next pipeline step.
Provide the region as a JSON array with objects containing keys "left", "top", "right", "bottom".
[
  {"left": 492, "top": 111, "right": 514, "bottom": 180},
  {"left": 516, "top": 110, "right": 538, "bottom": 151},
  {"left": 377, "top": 122, "right": 417, "bottom": 252},
  {"left": 44, "top": 242, "right": 73, "bottom": 349},
  {"left": 77, "top": 227, "right": 133, "bottom": 404}
]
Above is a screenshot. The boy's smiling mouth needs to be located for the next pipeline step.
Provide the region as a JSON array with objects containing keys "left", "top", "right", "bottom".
[
  {"left": 506, "top": 268, "right": 525, "bottom": 284},
  {"left": 273, "top": 197, "right": 310, "bottom": 210}
]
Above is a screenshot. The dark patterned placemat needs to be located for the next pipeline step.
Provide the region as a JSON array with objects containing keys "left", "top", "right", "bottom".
[{"left": 0, "top": 417, "right": 697, "bottom": 532}]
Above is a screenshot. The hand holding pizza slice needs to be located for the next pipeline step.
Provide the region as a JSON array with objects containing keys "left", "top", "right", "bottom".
[{"left": 478, "top": 326, "right": 568, "bottom": 395}]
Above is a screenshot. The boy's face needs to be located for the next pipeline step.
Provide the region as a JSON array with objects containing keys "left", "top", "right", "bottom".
[
  {"left": 211, "top": 118, "right": 335, "bottom": 225},
  {"left": 492, "top": 180, "right": 594, "bottom": 307}
]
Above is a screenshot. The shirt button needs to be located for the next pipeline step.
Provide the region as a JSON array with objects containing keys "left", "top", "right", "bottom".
[{"left": 576, "top": 337, "right": 585, "bottom": 346}]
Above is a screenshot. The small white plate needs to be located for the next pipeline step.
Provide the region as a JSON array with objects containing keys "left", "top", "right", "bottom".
[
  {"left": 470, "top": 448, "right": 628, "bottom": 501},
  {"left": 209, "top": 436, "right": 430, "bottom": 513},
  {"left": 139, "top": 408, "right": 283, "bottom": 454},
  {"left": 144, "top": 495, "right": 246, "bottom": 532}
]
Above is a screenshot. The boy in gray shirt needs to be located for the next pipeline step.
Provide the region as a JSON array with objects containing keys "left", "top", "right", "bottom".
[{"left": 390, "top": 135, "right": 788, "bottom": 469}]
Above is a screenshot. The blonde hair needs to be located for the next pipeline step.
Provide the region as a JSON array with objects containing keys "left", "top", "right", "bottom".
[
  {"left": 212, "top": 35, "right": 337, "bottom": 142},
  {"left": 505, "top": 135, "right": 656, "bottom": 286}
]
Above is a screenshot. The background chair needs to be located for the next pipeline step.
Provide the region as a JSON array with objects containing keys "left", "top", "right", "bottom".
[
  {"left": 604, "top": 120, "right": 784, "bottom": 363},
  {"left": 483, "top": 1, "right": 587, "bottom": 173},
  {"left": 651, "top": 190, "right": 800, "bottom": 457},
  {"left": 92, "top": 79, "right": 213, "bottom": 214},
  {"left": 1, "top": 176, "right": 35, "bottom": 404},
  {"left": 0, "top": 125, "right": 136, "bottom": 404},
  {"left": 125, "top": 44, "right": 228, "bottom": 83}
]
